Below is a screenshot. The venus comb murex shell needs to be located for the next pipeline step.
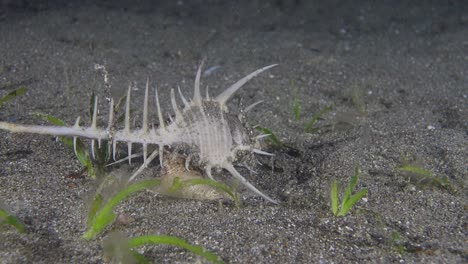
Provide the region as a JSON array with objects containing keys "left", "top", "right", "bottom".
[{"left": 0, "top": 62, "right": 279, "bottom": 203}]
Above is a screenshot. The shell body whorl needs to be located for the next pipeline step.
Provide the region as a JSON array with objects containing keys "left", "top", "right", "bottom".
[{"left": 176, "top": 100, "right": 249, "bottom": 167}]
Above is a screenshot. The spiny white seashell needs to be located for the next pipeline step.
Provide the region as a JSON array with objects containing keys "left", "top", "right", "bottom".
[{"left": 0, "top": 62, "right": 278, "bottom": 203}]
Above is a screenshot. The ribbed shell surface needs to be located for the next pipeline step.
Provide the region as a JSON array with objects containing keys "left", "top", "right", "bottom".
[{"left": 171, "top": 101, "right": 247, "bottom": 167}]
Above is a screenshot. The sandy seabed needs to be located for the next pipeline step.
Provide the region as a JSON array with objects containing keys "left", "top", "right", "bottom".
[{"left": 0, "top": 1, "right": 466, "bottom": 263}]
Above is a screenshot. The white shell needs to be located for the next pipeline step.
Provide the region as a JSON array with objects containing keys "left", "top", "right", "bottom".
[{"left": 0, "top": 63, "right": 279, "bottom": 203}]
